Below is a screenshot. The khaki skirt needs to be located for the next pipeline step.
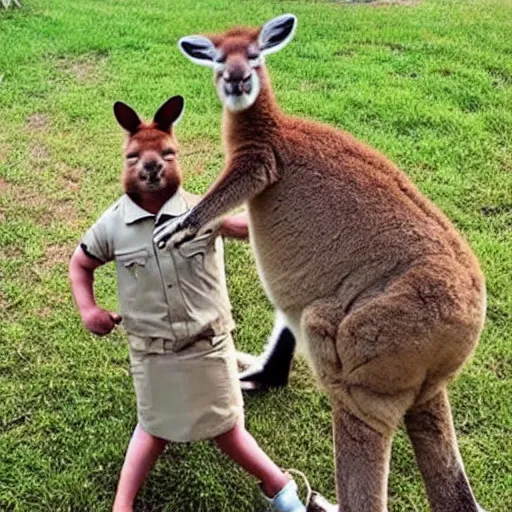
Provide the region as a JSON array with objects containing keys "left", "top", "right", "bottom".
[{"left": 128, "top": 333, "right": 244, "bottom": 443}]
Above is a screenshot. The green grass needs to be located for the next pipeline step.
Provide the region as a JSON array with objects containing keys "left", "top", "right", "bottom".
[{"left": 0, "top": 0, "right": 511, "bottom": 510}]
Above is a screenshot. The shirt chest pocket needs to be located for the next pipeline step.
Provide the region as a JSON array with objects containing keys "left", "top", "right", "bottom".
[
  {"left": 115, "top": 247, "right": 151, "bottom": 310},
  {"left": 177, "top": 232, "right": 219, "bottom": 287},
  {"left": 178, "top": 232, "right": 214, "bottom": 259}
]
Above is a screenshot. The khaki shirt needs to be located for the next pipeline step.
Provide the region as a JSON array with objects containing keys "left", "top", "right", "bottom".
[{"left": 81, "top": 191, "right": 235, "bottom": 341}]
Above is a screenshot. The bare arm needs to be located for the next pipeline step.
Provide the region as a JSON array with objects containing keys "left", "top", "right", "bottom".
[
  {"left": 220, "top": 212, "right": 249, "bottom": 240},
  {"left": 69, "top": 246, "right": 121, "bottom": 336},
  {"left": 155, "top": 148, "right": 275, "bottom": 247}
]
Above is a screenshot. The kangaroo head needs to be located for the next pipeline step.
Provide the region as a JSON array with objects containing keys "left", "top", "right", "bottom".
[
  {"left": 113, "top": 96, "right": 184, "bottom": 200},
  {"left": 179, "top": 14, "right": 297, "bottom": 113}
]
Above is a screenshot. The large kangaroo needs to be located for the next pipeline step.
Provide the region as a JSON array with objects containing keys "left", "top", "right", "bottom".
[{"left": 154, "top": 15, "right": 488, "bottom": 512}]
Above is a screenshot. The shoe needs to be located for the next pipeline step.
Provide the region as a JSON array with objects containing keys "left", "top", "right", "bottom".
[
  {"left": 286, "top": 469, "right": 338, "bottom": 512},
  {"left": 264, "top": 479, "right": 306, "bottom": 512}
]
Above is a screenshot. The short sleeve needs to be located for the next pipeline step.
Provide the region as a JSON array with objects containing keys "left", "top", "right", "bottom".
[{"left": 80, "top": 209, "right": 115, "bottom": 263}]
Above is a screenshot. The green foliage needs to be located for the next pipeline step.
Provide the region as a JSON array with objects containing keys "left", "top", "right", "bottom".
[{"left": 0, "top": 0, "right": 511, "bottom": 511}]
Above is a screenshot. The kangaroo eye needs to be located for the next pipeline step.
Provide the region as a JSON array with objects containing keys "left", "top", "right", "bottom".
[
  {"left": 126, "top": 152, "right": 139, "bottom": 163},
  {"left": 162, "top": 149, "right": 176, "bottom": 160}
]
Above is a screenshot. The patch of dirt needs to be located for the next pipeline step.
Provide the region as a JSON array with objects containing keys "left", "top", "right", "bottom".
[
  {"left": 30, "top": 143, "right": 50, "bottom": 160},
  {"left": 36, "top": 306, "right": 53, "bottom": 319},
  {"left": 500, "top": 154, "right": 512, "bottom": 174},
  {"left": 39, "top": 242, "right": 75, "bottom": 270},
  {"left": 54, "top": 52, "right": 109, "bottom": 84},
  {"left": 57, "top": 163, "right": 84, "bottom": 192},
  {"left": 71, "top": 61, "right": 98, "bottom": 83},
  {"left": 3, "top": 186, "right": 80, "bottom": 229},
  {"left": 48, "top": 198, "right": 80, "bottom": 228},
  {"left": 0, "top": 177, "right": 9, "bottom": 191},
  {"left": 0, "top": 246, "right": 24, "bottom": 259},
  {"left": 26, "top": 113, "right": 50, "bottom": 131},
  {"left": 487, "top": 359, "right": 510, "bottom": 380},
  {"left": 0, "top": 143, "right": 10, "bottom": 164}
]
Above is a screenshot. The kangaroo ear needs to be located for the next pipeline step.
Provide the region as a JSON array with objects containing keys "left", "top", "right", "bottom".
[
  {"left": 179, "top": 35, "right": 218, "bottom": 67},
  {"left": 153, "top": 95, "right": 185, "bottom": 133},
  {"left": 113, "top": 102, "right": 142, "bottom": 134},
  {"left": 258, "top": 14, "right": 297, "bottom": 56}
]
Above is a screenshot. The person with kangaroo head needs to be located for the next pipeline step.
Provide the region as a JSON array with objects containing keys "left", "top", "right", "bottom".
[
  {"left": 154, "top": 15, "right": 489, "bottom": 512},
  {"left": 69, "top": 96, "right": 329, "bottom": 512}
]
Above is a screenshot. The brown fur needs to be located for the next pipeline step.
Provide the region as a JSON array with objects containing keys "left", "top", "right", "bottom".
[
  {"left": 114, "top": 97, "right": 184, "bottom": 212},
  {"left": 177, "top": 23, "right": 487, "bottom": 512},
  {"left": 122, "top": 125, "right": 182, "bottom": 207}
]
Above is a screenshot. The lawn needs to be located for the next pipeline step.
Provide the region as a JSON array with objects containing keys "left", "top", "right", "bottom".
[{"left": 0, "top": 0, "right": 511, "bottom": 510}]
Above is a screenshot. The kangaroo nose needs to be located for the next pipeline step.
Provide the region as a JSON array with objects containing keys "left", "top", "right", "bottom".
[
  {"left": 144, "top": 160, "right": 162, "bottom": 174},
  {"left": 224, "top": 74, "right": 252, "bottom": 96}
]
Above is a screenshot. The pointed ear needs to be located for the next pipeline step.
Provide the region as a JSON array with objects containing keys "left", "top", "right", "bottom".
[
  {"left": 179, "top": 35, "right": 218, "bottom": 67},
  {"left": 258, "top": 14, "right": 297, "bottom": 56},
  {"left": 153, "top": 95, "right": 185, "bottom": 133},
  {"left": 113, "top": 102, "right": 142, "bottom": 134}
]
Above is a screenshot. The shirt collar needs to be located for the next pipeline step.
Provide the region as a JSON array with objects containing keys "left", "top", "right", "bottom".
[{"left": 122, "top": 190, "right": 189, "bottom": 225}]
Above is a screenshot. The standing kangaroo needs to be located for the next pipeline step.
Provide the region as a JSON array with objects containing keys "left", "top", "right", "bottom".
[{"left": 154, "top": 15, "right": 488, "bottom": 512}]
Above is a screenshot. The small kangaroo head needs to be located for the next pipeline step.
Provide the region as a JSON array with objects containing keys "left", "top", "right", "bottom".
[
  {"left": 179, "top": 14, "right": 297, "bottom": 113},
  {"left": 113, "top": 96, "right": 184, "bottom": 200}
]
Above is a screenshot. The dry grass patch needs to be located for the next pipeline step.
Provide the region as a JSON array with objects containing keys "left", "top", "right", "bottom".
[
  {"left": 0, "top": 246, "right": 24, "bottom": 259},
  {"left": 36, "top": 306, "right": 54, "bottom": 319},
  {"left": 56, "top": 163, "right": 84, "bottom": 192},
  {"left": 45, "top": 198, "right": 80, "bottom": 228},
  {"left": 0, "top": 143, "right": 10, "bottom": 164},
  {"left": 54, "top": 53, "right": 108, "bottom": 84},
  {"left": 30, "top": 143, "right": 50, "bottom": 161},
  {"left": 0, "top": 290, "right": 7, "bottom": 311},
  {"left": 2, "top": 184, "right": 80, "bottom": 229},
  {"left": 26, "top": 113, "right": 50, "bottom": 131},
  {"left": 39, "top": 242, "right": 74, "bottom": 270}
]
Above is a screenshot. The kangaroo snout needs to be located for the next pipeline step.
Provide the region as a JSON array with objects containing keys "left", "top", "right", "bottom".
[
  {"left": 223, "top": 73, "right": 252, "bottom": 96},
  {"left": 143, "top": 159, "right": 163, "bottom": 174},
  {"left": 140, "top": 159, "right": 163, "bottom": 183}
]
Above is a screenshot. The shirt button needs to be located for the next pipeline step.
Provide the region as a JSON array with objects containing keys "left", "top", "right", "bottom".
[{"left": 167, "top": 283, "right": 173, "bottom": 288}]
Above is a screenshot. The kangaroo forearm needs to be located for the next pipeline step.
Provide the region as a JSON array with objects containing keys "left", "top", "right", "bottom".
[{"left": 191, "top": 153, "right": 276, "bottom": 229}]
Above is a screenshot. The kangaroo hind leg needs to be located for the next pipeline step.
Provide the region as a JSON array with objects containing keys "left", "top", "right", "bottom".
[
  {"left": 301, "top": 299, "right": 396, "bottom": 512},
  {"left": 405, "top": 388, "right": 487, "bottom": 512}
]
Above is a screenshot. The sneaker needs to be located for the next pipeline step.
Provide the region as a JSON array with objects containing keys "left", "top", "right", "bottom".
[
  {"left": 286, "top": 469, "right": 338, "bottom": 512},
  {"left": 264, "top": 479, "right": 306, "bottom": 512}
]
